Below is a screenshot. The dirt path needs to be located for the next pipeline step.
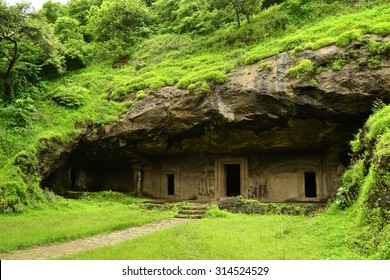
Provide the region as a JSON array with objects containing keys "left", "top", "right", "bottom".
[{"left": 2, "top": 218, "right": 194, "bottom": 260}]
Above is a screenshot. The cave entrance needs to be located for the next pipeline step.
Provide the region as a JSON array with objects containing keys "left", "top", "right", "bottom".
[
  {"left": 304, "top": 172, "right": 317, "bottom": 198},
  {"left": 225, "top": 164, "right": 241, "bottom": 197}
]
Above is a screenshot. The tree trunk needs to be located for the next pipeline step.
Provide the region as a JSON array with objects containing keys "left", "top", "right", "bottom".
[
  {"left": 1, "top": 76, "right": 12, "bottom": 103},
  {"left": 1, "top": 36, "right": 18, "bottom": 102},
  {"left": 235, "top": 9, "right": 241, "bottom": 27},
  {"left": 245, "top": 11, "right": 251, "bottom": 23}
]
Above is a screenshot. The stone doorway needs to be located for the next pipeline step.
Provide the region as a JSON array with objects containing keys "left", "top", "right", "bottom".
[
  {"left": 225, "top": 164, "right": 241, "bottom": 196},
  {"left": 215, "top": 157, "right": 248, "bottom": 198}
]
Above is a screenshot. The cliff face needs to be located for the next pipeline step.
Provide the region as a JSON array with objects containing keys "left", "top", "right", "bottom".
[
  {"left": 40, "top": 36, "right": 390, "bottom": 198},
  {"left": 74, "top": 36, "right": 390, "bottom": 157}
]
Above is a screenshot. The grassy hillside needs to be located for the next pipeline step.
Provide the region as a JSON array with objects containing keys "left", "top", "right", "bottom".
[{"left": 335, "top": 102, "right": 390, "bottom": 259}]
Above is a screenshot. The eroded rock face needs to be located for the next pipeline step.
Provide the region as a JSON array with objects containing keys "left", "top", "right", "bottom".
[
  {"left": 40, "top": 36, "right": 390, "bottom": 201},
  {"left": 82, "top": 37, "right": 389, "bottom": 155}
]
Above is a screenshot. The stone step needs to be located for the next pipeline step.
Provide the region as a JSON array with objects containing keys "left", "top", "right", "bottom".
[
  {"left": 181, "top": 205, "right": 209, "bottom": 211},
  {"left": 175, "top": 203, "right": 210, "bottom": 219},
  {"left": 178, "top": 209, "right": 207, "bottom": 215},
  {"left": 175, "top": 214, "right": 205, "bottom": 219}
]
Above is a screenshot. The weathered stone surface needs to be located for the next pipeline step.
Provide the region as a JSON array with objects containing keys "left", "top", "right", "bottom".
[
  {"left": 77, "top": 36, "right": 390, "bottom": 156},
  {"left": 40, "top": 36, "right": 390, "bottom": 201}
]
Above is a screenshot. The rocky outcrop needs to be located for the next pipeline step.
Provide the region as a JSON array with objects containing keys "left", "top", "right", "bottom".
[
  {"left": 39, "top": 36, "right": 390, "bottom": 180},
  {"left": 70, "top": 36, "right": 390, "bottom": 158}
]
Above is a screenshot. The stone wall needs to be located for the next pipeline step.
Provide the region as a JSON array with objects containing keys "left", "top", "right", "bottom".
[{"left": 135, "top": 150, "right": 339, "bottom": 202}]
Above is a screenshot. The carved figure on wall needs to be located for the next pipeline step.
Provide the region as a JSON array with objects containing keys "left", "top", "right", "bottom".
[
  {"left": 198, "top": 168, "right": 215, "bottom": 196},
  {"left": 136, "top": 171, "right": 142, "bottom": 195},
  {"left": 248, "top": 186, "right": 258, "bottom": 199},
  {"left": 248, "top": 184, "right": 268, "bottom": 199}
]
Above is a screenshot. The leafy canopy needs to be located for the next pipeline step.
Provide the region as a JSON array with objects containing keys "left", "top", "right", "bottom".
[{"left": 0, "top": 0, "right": 64, "bottom": 102}]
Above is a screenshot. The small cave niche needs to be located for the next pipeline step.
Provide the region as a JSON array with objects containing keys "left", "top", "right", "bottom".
[{"left": 42, "top": 156, "right": 137, "bottom": 195}]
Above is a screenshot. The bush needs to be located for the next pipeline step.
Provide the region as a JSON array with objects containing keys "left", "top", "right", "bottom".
[
  {"left": 369, "top": 22, "right": 390, "bottom": 36},
  {"left": 312, "top": 37, "right": 335, "bottom": 50},
  {"left": 336, "top": 29, "right": 363, "bottom": 47},
  {"left": 204, "top": 204, "right": 233, "bottom": 218},
  {"left": 51, "top": 85, "right": 89, "bottom": 108},
  {"left": 331, "top": 57, "right": 347, "bottom": 71},
  {"left": 1, "top": 98, "right": 37, "bottom": 129},
  {"left": 135, "top": 90, "right": 147, "bottom": 100},
  {"left": 286, "top": 59, "right": 315, "bottom": 78}
]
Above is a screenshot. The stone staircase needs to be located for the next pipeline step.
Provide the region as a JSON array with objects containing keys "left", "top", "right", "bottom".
[{"left": 175, "top": 204, "right": 210, "bottom": 219}]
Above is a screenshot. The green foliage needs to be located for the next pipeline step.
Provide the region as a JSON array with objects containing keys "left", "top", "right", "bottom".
[
  {"left": 258, "top": 62, "right": 272, "bottom": 71},
  {"left": 0, "top": 1, "right": 65, "bottom": 101},
  {"left": 153, "top": 0, "right": 235, "bottom": 34},
  {"left": 1, "top": 97, "right": 37, "bottom": 129},
  {"left": 336, "top": 29, "right": 363, "bottom": 47},
  {"left": 40, "top": 0, "right": 68, "bottom": 24},
  {"left": 51, "top": 85, "right": 88, "bottom": 108},
  {"left": 2, "top": 0, "right": 390, "bottom": 213},
  {"left": 336, "top": 159, "right": 365, "bottom": 209},
  {"left": 204, "top": 204, "right": 233, "bottom": 218},
  {"left": 363, "top": 39, "right": 390, "bottom": 69},
  {"left": 331, "top": 56, "right": 347, "bottom": 71},
  {"left": 286, "top": 59, "right": 315, "bottom": 78},
  {"left": 369, "top": 21, "right": 390, "bottom": 36},
  {"left": 311, "top": 37, "right": 336, "bottom": 50},
  {"left": 135, "top": 90, "right": 147, "bottom": 100},
  {"left": 67, "top": 0, "right": 103, "bottom": 26},
  {"left": 336, "top": 104, "right": 390, "bottom": 257},
  {"left": 178, "top": 70, "right": 229, "bottom": 89},
  {"left": 87, "top": 0, "right": 152, "bottom": 59}
]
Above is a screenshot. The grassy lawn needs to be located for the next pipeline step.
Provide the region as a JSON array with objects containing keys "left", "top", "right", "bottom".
[
  {"left": 62, "top": 207, "right": 366, "bottom": 260},
  {"left": 0, "top": 194, "right": 175, "bottom": 254}
]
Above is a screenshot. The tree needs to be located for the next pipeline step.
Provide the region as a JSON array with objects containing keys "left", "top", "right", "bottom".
[
  {"left": 229, "top": 0, "right": 264, "bottom": 27},
  {"left": 87, "top": 0, "right": 152, "bottom": 59},
  {"left": 0, "top": 1, "right": 64, "bottom": 102},
  {"left": 54, "top": 16, "right": 87, "bottom": 69},
  {"left": 153, "top": 0, "right": 231, "bottom": 34},
  {"left": 40, "top": 0, "right": 67, "bottom": 24},
  {"left": 68, "top": 0, "right": 103, "bottom": 26}
]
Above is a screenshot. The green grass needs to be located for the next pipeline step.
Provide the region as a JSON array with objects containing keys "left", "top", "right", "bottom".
[
  {"left": 62, "top": 207, "right": 366, "bottom": 260},
  {"left": 0, "top": 195, "right": 175, "bottom": 254}
]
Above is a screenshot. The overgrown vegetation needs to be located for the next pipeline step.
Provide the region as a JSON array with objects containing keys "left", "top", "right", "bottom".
[{"left": 335, "top": 101, "right": 390, "bottom": 259}]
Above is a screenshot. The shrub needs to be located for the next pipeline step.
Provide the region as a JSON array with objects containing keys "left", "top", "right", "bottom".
[
  {"left": 312, "top": 37, "right": 335, "bottom": 50},
  {"left": 187, "top": 83, "right": 197, "bottom": 90},
  {"left": 336, "top": 29, "right": 363, "bottom": 47},
  {"left": 204, "top": 204, "right": 233, "bottom": 218},
  {"left": 369, "top": 22, "right": 390, "bottom": 36},
  {"left": 135, "top": 90, "right": 147, "bottom": 100},
  {"left": 2, "top": 98, "right": 37, "bottom": 129},
  {"left": 335, "top": 159, "right": 365, "bottom": 209},
  {"left": 331, "top": 57, "right": 347, "bottom": 71},
  {"left": 258, "top": 62, "right": 273, "bottom": 72},
  {"left": 286, "top": 59, "right": 315, "bottom": 78},
  {"left": 51, "top": 85, "right": 89, "bottom": 109}
]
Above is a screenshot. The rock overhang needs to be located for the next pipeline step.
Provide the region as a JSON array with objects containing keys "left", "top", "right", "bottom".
[{"left": 39, "top": 37, "right": 390, "bottom": 198}]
